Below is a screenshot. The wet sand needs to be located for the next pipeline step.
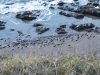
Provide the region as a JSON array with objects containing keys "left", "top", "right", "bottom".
[{"left": 0, "top": 32, "right": 100, "bottom": 57}]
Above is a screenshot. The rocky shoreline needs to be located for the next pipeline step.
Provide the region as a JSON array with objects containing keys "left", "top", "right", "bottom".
[
  {"left": 0, "top": 32, "right": 100, "bottom": 58},
  {"left": 0, "top": 0, "right": 100, "bottom": 57}
]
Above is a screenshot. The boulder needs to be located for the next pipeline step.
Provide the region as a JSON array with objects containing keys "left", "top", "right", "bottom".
[{"left": 16, "top": 10, "right": 40, "bottom": 21}]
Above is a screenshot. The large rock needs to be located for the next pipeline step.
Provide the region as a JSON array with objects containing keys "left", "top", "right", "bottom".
[
  {"left": 16, "top": 10, "right": 40, "bottom": 21},
  {"left": 74, "top": 3, "right": 100, "bottom": 17},
  {"left": 70, "top": 23, "right": 95, "bottom": 31},
  {"left": 0, "top": 21, "right": 6, "bottom": 30}
]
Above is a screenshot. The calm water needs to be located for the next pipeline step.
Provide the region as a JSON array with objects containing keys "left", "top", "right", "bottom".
[{"left": 0, "top": 0, "right": 100, "bottom": 41}]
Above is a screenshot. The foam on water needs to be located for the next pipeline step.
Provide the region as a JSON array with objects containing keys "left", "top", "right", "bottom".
[
  {"left": 0, "top": 0, "right": 89, "bottom": 22},
  {"left": 0, "top": 0, "right": 75, "bottom": 21}
]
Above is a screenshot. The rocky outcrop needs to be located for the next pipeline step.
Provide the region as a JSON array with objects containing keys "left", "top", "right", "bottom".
[
  {"left": 16, "top": 10, "right": 40, "bottom": 21},
  {"left": 59, "top": 11, "right": 84, "bottom": 19},
  {"left": 0, "top": 21, "right": 6, "bottom": 30},
  {"left": 70, "top": 23, "right": 95, "bottom": 31},
  {"left": 74, "top": 3, "right": 100, "bottom": 17},
  {"left": 57, "top": 0, "right": 100, "bottom": 18}
]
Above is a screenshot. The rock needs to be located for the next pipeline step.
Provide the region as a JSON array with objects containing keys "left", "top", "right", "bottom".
[
  {"left": 12, "top": 41, "right": 20, "bottom": 47},
  {"left": 85, "top": 28, "right": 94, "bottom": 32},
  {"left": 6, "top": 3, "right": 15, "bottom": 5},
  {"left": 17, "top": 31, "right": 23, "bottom": 35},
  {"left": 59, "top": 11, "right": 72, "bottom": 17},
  {"left": 59, "top": 11, "right": 84, "bottom": 19},
  {"left": 59, "top": 11, "right": 66, "bottom": 15},
  {"left": 72, "top": 13, "right": 84, "bottom": 19},
  {"left": 60, "top": 25, "right": 66, "bottom": 28},
  {"left": 88, "top": 0, "right": 99, "bottom": 3},
  {"left": 74, "top": 3, "right": 100, "bottom": 17},
  {"left": 55, "top": 27, "right": 67, "bottom": 34},
  {"left": 36, "top": 26, "right": 49, "bottom": 34},
  {"left": 16, "top": 10, "right": 40, "bottom": 21},
  {"left": 69, "top": 23, "right": 95, "bottom": 31},
  {"left": 49, "top": 6, "right": 55, "bottom": 9},
  {"left": 65, "top": 7, "right": 74, "bottom": 11},
  {"left": 94, "top": 27, "right": 100, "bottom": 33},
  {"left": 69, "top": 23, "right": 77, "bottom": 29},
  {"left": 73, "top": 0, "right": 78, "bottom": 1},
  {"left": 33, "top": 23, "right": 43, "bottom": 27},
  {"left": 0, "top": 21, "right": 6, "bottom": 30},
  {"left": 10, "top": 29, "right": 14, "bottom": 31},
  {"left": 92, "top": 2, "right": 99, "bottom": 6},
  {"left": 64, "top": 13, "right": 72, "bottom": 17},
  {"left": 0, "top": 26, "right": 5, "bottom": 30},
  {"left": 57, "top": 1, "right": 65, "bottom": 6},
  {"left": 48, "top": 0, "right": 54, "bottom": 2}
]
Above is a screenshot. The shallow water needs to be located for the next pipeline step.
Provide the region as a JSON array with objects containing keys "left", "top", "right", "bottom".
[{"left": 0, "top": 0, "right": 100, "bottom": 41}]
